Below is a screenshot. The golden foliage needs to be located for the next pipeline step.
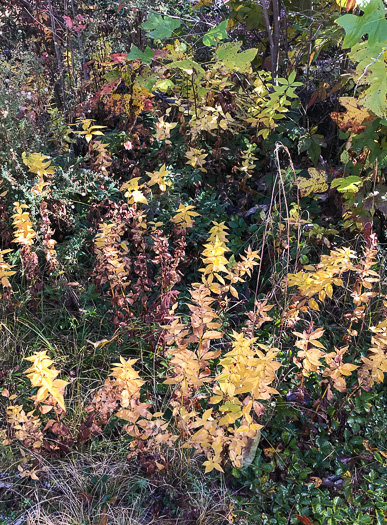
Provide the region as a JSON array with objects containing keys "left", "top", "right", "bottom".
[
  {"left": 4, "top": 405, "right": 43, "bottom": 449},
  {"left": 146, "top": 164, "right": 172, "bottom": 192},
  {"left": 22, "top": 152, "right": 55, "bottom": 177},
  {"left": 12, "top": 202, "right": 37, "bottom": 247},
  {"left": 295, "top": 168, "right": 328, "bottom": 197},
  {"left": 293, "top": 326, "right": 326, "bottom": 375},
  {"left": 171, "top": 204, "right": 199, "bottom": 228},
  {"left": 0, "top": 249, "right": 15, "bottom": 288},
  {"left": 24, "top": 351, "right": 68, "bottom": 411}
]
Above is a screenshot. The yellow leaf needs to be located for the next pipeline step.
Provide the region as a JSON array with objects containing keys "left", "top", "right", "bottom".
[
  {"left": 203, "top": 460, "right": 224, "bottom": 473},
  {"left": 326, "top": 284, "right": 333, "bottom": 298},
  {"left": 308, "top": 299, "right": 320, "bottom": 311},
  {"left": 202, "top": 408, "right": 213, "bottom": 421},
  {"left": 330, "top": 97, "right": 373, "bottom": 134},
  {"left": 39, "top": 405, "right": 53, "bottom": 414},
  {"left": 209, "top": 395, "right": 223, "bottom": 404},
  {"left": 235, "top": 425, "right": 250, "bottom": 433},
  {"left": 203, "top": 331, "right": 223, "bottom": 340},
  {"left": 87, "top": 334, "right": 118, "bottom": 349},
  {"left": 296, "top": 168, "right": 328, "bottom": 197},
  {"left": 310, "top": 476, "right": 322, "bottom": 487},
  {"left": 229, "top": 286, "right": 239, "bottom": 298}
]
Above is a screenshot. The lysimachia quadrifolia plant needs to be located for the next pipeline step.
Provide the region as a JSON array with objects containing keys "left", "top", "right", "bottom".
[
  {"left": 12, "top": 201, "right": 41, "bottom": 303},
  {"left": 12, "top": 202, "right": 36, "bottom": 247},
  {"left": 22, "top": 152, "right": 55, "bottom": 196},
  {"left": 199, "top": 221, "right": 259, "bottom": 297},
  {"left": 178, "top": 331, "right": 281, "bottom": 473},
  {"left": 359, "top": 319, "right": 387, "bottom": 390},
  {"left": 120, "top": 177, "right": 148, "bottom": 205},
  {"left": 171, "top": 203, "right": 200, "bottom": 229},
  {"left": 90, "top": 356, "right": 177, "bottom": 460},
  {"left": 160, "top": 222, "right": 279, "bottom": 472},
  {"left": 24, "top": 351, "right": 68, "bottom": 412},
  {"left": 0, "top": 249, "right": 15, "bottom": 292}
]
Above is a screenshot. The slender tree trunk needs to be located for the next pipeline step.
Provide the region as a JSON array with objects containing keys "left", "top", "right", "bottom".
[
  {"left": 47, "top": 0, "right": 67, "bottom": 111},
  {"left": 260, "top": 0, "right": 280, "bottom": 83},
  {"left": 272, "top": 0, "right": 280, "bottom": 81},
  {"left": 70, "top": 0, "right": 89, "bottom": 83},
  {"left": 306, "top": 0, "right": 314, "bottom": 83}
]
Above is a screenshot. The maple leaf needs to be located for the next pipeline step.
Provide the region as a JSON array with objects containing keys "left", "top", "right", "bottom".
[
  {"left": 141, "top": 13, "right": 181, "bottom": 40},
  {"left": 331, "top": 176, "right": 363, "bottom": 194},
  {"left": 349, "top": 42, "right": 387, "bottom": 118},
  {"left": 295, "top": 168, "right": 328, "bottom": 197},
  {"left": 336, "top": 0, "right": 387, "bottom": 48},
  {"left": 193, "top": 0, "right": 214, "bottom": 9},
  {"left": 216, "top": 42, "right": 258, "bottom": 73},
  {"left": 330, "top": 96, "right": 374, "bottom": 134}
]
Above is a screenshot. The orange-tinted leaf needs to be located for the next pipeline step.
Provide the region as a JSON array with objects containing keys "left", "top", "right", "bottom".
[
  {"left": 330, "top": 97, "right": 374, "bottom": 134},
  {"left": 346, "top": 0, "right": 357, "bottom": 12},
  {"left": 296, "top": 516, "right": 315, "bottom": 525}
]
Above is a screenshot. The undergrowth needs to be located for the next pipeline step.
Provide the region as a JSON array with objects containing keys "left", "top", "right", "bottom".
[{"left": 0, "top": 0, "right": 387, "bottom": 524}]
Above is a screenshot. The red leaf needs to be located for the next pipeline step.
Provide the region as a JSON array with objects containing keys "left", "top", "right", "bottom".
[
  {"left": 142, "top": 98, "right": 153, "bottom": 111},
  {"left": 63, "top": 15, "right": 73, "bottom": 30},
  {"left": 110, "top": 53, "right": 127, "bottom": 64},
  {"left": 296, "top": 516, "right": 315, "bottom": 525}
]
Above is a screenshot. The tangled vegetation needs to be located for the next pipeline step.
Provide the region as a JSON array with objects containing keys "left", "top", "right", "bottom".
[{"left": 0, "top": 0, "right": 386, "bottom": 523}]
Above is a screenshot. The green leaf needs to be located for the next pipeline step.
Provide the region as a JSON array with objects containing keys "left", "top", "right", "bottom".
[
  {"left": 154, "top": 79, "right": 175, "bottom": 92},
  {"left": 216, "top": 42, "right": 258, "bottom": 73},
  {"left": 126, "top": 45, "right": 154, "bottom": 64},
  {"left": 288, "top": 70, "right": 296, "bottom": 84},
  {"left": 203, "top": 20, "right": 228, "bottom": 46},
  {"left": 219, "top": 401, "right": 241, "bottom": 412},
  {"left": 169, "top": 59, "right": 205, "bottom": 76},
  {"left": 336, "top": 0, "right": 387, "bottom": 48},
  {"left": 136, "top": 74, "right": 157, "bottom": 91},
  {"left": 229, "top": 2, "right": 263, "bottom": 31},
  {"left": 331, "top": 176, "right": 363, "bottom": 193},
  {"left": 308, "top": 141, "right": 322, "bottom": 166},
  {"left": 141, "top": 13, "right": 181, "bottom": 40},
  {"left": 350, "top": 42, "right": 387, "bottom": 118},
  {"left": 104, "top": 70, "right": 122, "bottom": 82}
]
